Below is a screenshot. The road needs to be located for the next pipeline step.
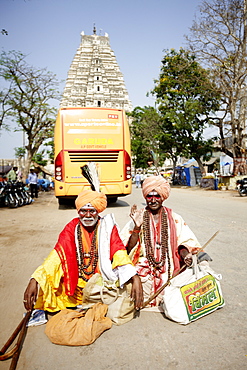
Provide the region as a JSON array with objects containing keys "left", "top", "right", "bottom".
[{"left": 0, "top": 186, "right": 246, "bottom": 369}]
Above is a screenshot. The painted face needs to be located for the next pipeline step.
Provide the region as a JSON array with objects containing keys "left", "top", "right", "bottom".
[
  {"left": 145, "top": 191, "right": 163, "bottom": 212},
  {"left": 78, "top": 203, "right": 99, "bottom": 228}
]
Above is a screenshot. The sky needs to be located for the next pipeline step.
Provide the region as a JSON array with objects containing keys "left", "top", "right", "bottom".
[{"left": 0, "top": 0, "right": 202, "bottom": 159}]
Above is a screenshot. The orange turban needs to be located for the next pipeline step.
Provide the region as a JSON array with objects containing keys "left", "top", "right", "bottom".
[
  {"left": 142, "top": 175, "right": 170, "bottom": 201},
  {"left": 75, "top": 189, "right": 107, "bottom": 213}
]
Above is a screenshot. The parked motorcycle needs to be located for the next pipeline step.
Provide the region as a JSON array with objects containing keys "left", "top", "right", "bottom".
[
  {"left": 0, "top": 181, "right": 19, "bottom": 208},
  {"left": 16, "top": 181, "right": 32, "bottom": 205},
  {"left": 11, "top": 181, "right": 25, "bottom": 206},
  {"left": 0, "top": 181, "right": 33, "bottom": 208},
  {"left": 236, "top": 178, "right": 247, "bottom": 196}
]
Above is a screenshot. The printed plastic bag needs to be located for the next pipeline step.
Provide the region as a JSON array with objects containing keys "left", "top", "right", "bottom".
[{"left": 162, "top": 256, "right": 225, "bottom": 325}]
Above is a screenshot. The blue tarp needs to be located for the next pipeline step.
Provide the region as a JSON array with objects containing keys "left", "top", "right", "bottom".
[{"left": 184, "top": 167, "right": 190, "bottom": 186}]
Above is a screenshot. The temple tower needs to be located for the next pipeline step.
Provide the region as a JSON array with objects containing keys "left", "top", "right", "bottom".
[{"left": 61, "top": 28, "right": 132, "bottom": 111}]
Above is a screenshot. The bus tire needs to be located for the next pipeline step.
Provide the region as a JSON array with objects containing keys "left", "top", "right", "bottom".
[{"left": 107, "top": 196, "right": 118, "bottom": 204}]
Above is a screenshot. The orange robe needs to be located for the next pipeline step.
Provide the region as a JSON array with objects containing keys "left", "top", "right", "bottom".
[{"left": 32, "top": 217, "right": 134, "bottom": 312}]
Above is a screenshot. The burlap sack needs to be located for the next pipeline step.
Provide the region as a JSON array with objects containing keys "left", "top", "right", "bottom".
[
  {"left": 82, "top": 273, "right": 135, "bottom": 325},
  {"left": 45, "top": 302, "right": 112, "bottom": 346}
]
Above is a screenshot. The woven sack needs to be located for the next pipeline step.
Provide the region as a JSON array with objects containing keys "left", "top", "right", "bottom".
[{"left": 45, "top": 302, "right": 112, "bottom": 346}]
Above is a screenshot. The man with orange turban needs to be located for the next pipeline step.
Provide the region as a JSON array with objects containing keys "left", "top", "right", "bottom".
[
  {"left": 24, "top": 189, "right": 143, "bottom": 322},
  {"left": 121, "top": 175, "right": 203, "bottom": 310}
]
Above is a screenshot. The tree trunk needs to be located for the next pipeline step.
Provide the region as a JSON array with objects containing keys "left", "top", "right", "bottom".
[
  {"left": 171, "top": 155, "right": 177, "bottom": 184},
  {"left": 232, "top": 0, "right": 247, "bottom": 176},
  {"left": 23, "top": 151, "right": 33, "bottom": 182},
  {"left": 194, "top": 156, "right": 205, "bottom": 176},
  {"left": 233, "top": 157, "right": 247, "bottom": 175}
]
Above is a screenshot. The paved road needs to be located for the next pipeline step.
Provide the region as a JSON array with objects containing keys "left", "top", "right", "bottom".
[{"left": 0, "top": 187, "right": 246, "bottom": 369}]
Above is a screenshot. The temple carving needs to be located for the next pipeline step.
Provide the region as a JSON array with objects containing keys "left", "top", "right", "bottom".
[{"left": 61, "top": 29, "right": 132, "bottom": 112}]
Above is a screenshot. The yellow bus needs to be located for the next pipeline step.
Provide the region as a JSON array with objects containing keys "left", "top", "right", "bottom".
[{"left": 54, "top": 107, "right": 132, "bottom": 204}]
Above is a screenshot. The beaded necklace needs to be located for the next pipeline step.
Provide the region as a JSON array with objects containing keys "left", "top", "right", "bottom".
[
  {"left": 76, "top": 223, "right": 99, "bottom": 282},
  {"left": 143, "top": 207, "right": 171, "bottom": 279}
]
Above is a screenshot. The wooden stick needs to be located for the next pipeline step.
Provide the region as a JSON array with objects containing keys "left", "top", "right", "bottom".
[
  {"left": 142, "top": 230, "right": 219, "bottom": 308},
  {"left": 0, "top": 316, "right": 26, "bottom": 359},
  {"left": 9, "top": 310, "right": 32, "bottom": 370},
  {"left": 0, "top": 310, "right": 32, "bottom": 366},
  {"left": 0, "top": 345, "right": 18, "bottom": 361}
]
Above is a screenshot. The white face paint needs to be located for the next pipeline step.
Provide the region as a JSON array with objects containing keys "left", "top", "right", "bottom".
[
  {"left": 145, "top": 191, "right": 163, "bottom": 212},
  {"left": 78, "top": 203, "right": 99, "bottom": 228}
]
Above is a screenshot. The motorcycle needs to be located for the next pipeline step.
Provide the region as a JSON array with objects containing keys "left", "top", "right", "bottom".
[
  {"left": 0, "top": 181, "right": 19, "bottom": 208},
  {"left": 236, "top": 178, "right": 247, "bottom": 196},
  {"left": 11, "top": 181, "right": 25, "bottom": 206},
  {"left": 16, "top": 181, "right": 32, "bottom": 205},
  {"left": 0, "top": 181, "right": 33, "bottom": 208}
]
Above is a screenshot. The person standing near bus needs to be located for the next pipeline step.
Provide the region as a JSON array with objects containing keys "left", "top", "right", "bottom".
[
  {"left": 135, "top": 172, "right": 141, "bottom": 188},
  {"left": 28, "top": 169, "right": 38, "bottom": 198},
  {"left": 7, "top": 166, "right": 18, "bottom": 181}
]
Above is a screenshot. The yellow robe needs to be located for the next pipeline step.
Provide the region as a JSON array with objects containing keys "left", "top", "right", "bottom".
[{"left": 32, "top": 249, "right": 131, "bottom": 312}]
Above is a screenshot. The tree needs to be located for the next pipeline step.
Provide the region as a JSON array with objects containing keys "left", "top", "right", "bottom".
[
  {"left": 186, "top": 0, "right": 247, "bottom": 174},
  {"left": 151, "top": 48, "right": 220, "bottom": 175},
  {"left": 14, "top": 146, "right": 26, "bottom": 161},
  {"left": 128, "top": 106, "right": 165, "bottom": 169},
  {"left": 32, "top": 151, "right": 48, "bottom": 167},
  {"left": 44, "top": 138, "right": 54, "bottom": 162},
  {"left": 0, "top": 50, "right": 60, "bottom": 178}
]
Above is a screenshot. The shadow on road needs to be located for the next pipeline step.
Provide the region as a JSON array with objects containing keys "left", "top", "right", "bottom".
[
  {"left": 57, "top": 197, "right": 131, "bottom": 210},
  {"left": 107, "top": 198, "right": 130, "bottom": 208}
]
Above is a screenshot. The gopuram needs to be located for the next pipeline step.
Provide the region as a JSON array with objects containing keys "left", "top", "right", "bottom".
[{"left": 61, "top": 26, "right": 132, "bottom": 112}]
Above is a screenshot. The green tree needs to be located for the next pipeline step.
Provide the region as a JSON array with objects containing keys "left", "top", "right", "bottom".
[
  {"left": 186, "top": 0, "right": 247, "bottom": 174},
  {"left": 32, "top": 150, "right": 48, "bottom": 167},
  {"left": 151, "top": 48, "right": 220, "bottom": 175},
  {"left": 14, "top": 146, "right": 26, "bottom": 160},
  {"left": 128, "top": 106, "right": 165, "bottom": 169},
  {"left": 44, "top": 138, "right": 54, "bottom": 162},
  {"left": 0, "top": 50, "right": 60, "bottom": 179}
]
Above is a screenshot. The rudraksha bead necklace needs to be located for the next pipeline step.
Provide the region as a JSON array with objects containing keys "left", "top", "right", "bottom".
[
  {"left": 76, "top": 223, "right": 99, "bottom": 282},
  {"left": 143, "top": 207, "right": 171, "bottom": 279}
]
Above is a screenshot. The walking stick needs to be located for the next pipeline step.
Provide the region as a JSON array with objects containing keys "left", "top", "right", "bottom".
[
  {"left": 142, "top": 230, "right": 219, "bottom": 308},
  {"left": 9, "top": 310, "right": 32, "bottom": 370},
  {"left": 0, "top": 309, "right": 32, "bottom": 367},
  {"left": 0, "top": 316, "right": 26, "bottom": 360}
]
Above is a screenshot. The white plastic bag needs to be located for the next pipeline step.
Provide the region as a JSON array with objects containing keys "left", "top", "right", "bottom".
[{"left": 162, "top": 256, "right": 225, "bottom": 325}]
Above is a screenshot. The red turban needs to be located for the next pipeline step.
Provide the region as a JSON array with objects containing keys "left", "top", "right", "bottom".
[
  {"left": 75, "top": 189, "right": 107, "bottom": 213},
  {"left": 142, "top": 175, "right": 170, "bottom": 201}
]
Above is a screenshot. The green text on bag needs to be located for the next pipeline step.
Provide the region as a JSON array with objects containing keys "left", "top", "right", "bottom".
[{"left": 180, "top": 274, "right": 224, "bottom": 322}]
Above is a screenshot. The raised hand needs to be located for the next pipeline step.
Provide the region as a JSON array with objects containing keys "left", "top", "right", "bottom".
[{"left": 129, "top": 204, "right": 144, "bottom": 228}]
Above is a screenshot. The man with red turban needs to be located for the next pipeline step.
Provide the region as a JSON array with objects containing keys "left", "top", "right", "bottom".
[
  {"left": 121, "top": 175, "right": 203, "bottom": 310},
  {"left": 24, "top": 189, "right": 143, "bottom": 322}
]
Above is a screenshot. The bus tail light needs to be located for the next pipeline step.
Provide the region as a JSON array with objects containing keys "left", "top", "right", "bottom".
[
  {"left": 55, "top": 151, "right": 64, "bottom": 182},
  {"left": 124, "top": 150, "right": 131, "bottom": 181}
]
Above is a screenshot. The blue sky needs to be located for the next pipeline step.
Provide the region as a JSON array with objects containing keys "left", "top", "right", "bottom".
[{"left": 0, "top": 0, "right": 201, "bottom": 158}]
